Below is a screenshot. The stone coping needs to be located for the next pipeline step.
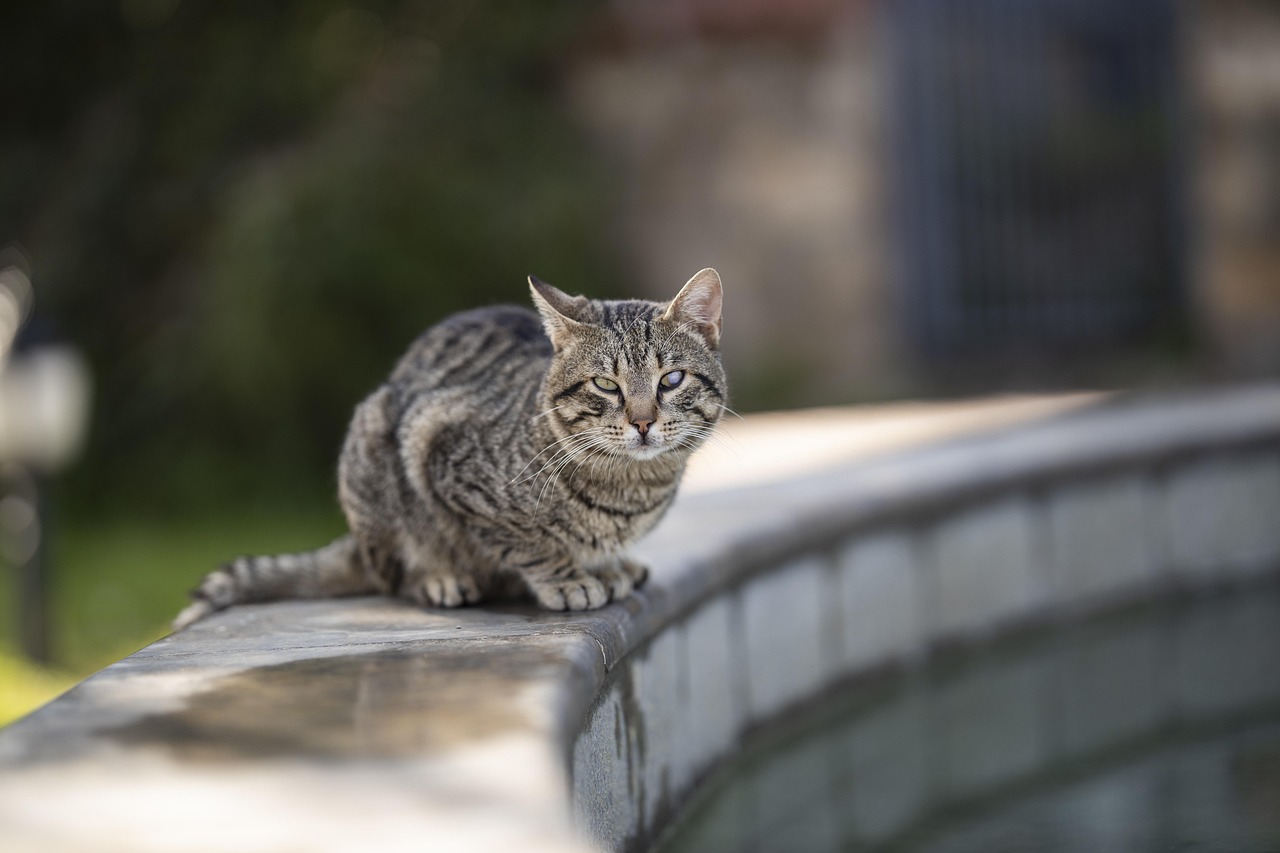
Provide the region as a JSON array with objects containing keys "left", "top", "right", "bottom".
[{"left": 1, "top": 385, "right": 1278, "bottom": 852}]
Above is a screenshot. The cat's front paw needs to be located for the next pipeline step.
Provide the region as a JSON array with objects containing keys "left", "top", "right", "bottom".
[
  {"left": 620, "top": 556, "right": 649, "bottom": 586},
  {"left": 407, "top": 572, "right": 482, "bottom": 608},
  {"left": 526, "top": 558, "right": 648, "bottom": 611},
  {"left": 594, "top": 557, "right": 649, "bottom": 601},
  {"left": 529, "top": 573, "right": 610, "bottom": 611}
]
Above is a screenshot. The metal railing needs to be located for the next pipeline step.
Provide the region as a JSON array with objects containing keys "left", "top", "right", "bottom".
[{"left": 886, "top": 0, "right": 1187, "bottom": 357}]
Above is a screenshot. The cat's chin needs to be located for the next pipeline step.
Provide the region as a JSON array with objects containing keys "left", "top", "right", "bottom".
[{"left": 625, "top": 443, "right": 672, "bottom": 462}]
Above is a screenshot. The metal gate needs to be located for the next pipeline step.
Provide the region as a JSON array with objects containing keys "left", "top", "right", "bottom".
[{"left": 887, "top": 0, "right": 1186, "bottom": 358}]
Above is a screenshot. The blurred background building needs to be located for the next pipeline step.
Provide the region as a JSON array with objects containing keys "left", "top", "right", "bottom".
[
  {"left": 2, "top": 0, "right": 1279, "bottom": 716},
  {"left": 568, "top": 0, "right": 1280, "bottom": 402},
  {"left": 1192, "top": 0, "right": 1280, "bottom": 373}
]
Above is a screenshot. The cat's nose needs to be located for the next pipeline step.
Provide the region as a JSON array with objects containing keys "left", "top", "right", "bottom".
[{"left": 631, "top": 417, "right": 653, "bottom": 436}]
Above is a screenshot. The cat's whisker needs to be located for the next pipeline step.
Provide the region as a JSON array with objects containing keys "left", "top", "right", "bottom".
[
  {"left": 510, "top": 432, "right": 586, "bottom": 484},
  {"left": 683, "top": 420, "right": 740, "bottom": 444},
  {"left": 676, "top": 424, "right": 740, "bottom": 457},
  {"left": 566, "top": 441, "right": 613, "bottom": 491},
  {"left": 688, "top": 437, "right": 738, "bottom": 458},
  {"left": 518, "top": 443, "right": 596, "bottom": 488},
  {"left": 678, "top": 423, "right": 731, "bottom": 446},
  {"left": 529, "top": 404, "right": 569, "bottom": 423},
  {"left": 539, "top": 433, "right": 606, "bottom": 482},
  {"left": 510, "top": 428, "right": 611, "bottom": 485},
  {"left": 533, "top": 449, "right": 583, "bottom": 514},
  {"left": 534, "top": 436, "right": 611, "bottom": 516}
]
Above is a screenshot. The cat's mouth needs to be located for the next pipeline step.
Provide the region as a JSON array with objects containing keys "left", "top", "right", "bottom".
[
  {"left": 626, "top": 443, "right": 668, "bottom": 461},
  {"left": 622, "top": 430, "right": 670, "bottom": 460}
]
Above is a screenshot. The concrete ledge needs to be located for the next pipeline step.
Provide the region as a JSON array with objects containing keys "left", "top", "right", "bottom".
[{"left": 2, "top": 386, "right": 1279, "bottom": 852}]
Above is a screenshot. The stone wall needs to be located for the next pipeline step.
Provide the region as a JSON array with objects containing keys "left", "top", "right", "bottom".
[
  {"left": 1, "top": 387, "right": 1278, "bottom": 853},
  {"left": 571, "top": 386, "right": 1280, "bottom": 850}
]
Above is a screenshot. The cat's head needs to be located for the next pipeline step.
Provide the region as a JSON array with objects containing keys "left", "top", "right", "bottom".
[{"left": 530, "top": 268, "right": 726, "bottom": 462}]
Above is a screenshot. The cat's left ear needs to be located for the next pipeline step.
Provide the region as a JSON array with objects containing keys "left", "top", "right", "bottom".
[
  {"left": 529, "top": 275, "right": 589, "bottom": 349},
  {"left": 664, "top": 268, "right": 723, "bottom": 349}
]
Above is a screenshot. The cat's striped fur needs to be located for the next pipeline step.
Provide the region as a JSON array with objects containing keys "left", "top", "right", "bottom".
[{"left": 173, "top": 269, "right": 726, "bottom": 629}]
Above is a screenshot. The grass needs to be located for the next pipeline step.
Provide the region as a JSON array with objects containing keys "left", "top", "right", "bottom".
[
  {"left": 1, "top": 501, "right": 346, "bottom": 726},
  {"left": 0, "top": 650, "right": 77, "bottom": 727}
]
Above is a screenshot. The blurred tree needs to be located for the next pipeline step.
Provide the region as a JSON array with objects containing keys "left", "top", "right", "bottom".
[{"left": 1, "top": 0, "right": 622, "bottom": 513}]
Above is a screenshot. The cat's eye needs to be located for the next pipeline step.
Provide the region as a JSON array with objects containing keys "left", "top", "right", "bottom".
[
  {"left": 659, "top": 370, "right": 685, "bottom": 389},
  {"left": 593, "top": 377, "right": 620, "bottom": 392}
]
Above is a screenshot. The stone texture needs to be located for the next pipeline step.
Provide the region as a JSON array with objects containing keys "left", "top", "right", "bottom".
[
  {"left": 934, "top": 656, "right": 1052, "bottom": 796},
  {"left": 842, "top": 688, "right": 933, "bottom": 843},
  {"left": 1051, "top": 619, "right": 1170, "bottom": 757},
  {"left": 657, "top": 773, "right": 753, "bottom": 853},
  {"left": 1165, "top": 459, "right": 1225, "bottom": 579},
  {"left": 670, "top": 586, "right": 1280, "bottom": 853},
  {"left": 627, "top": 625, "right": 688, "bottom": 828},
  {"left": 1166, "top": 452, "right": 1280, "bottom": 579},
  {"left": 1218, "top": 452, "right": 1280, "bottom": 575},
  {"left": 838, "top": 532, "right": 923, "bottom": 670},
  {"left": 1172, "top": 588, "right": 1280, "bottom": 718},
  {"left": 681, "top": 596, "right": 745, "bottom": 777},
  {"left": 572, "top": 688, "right": 632, "bottom": 852},
  {"left": 741, "top": 556, "right": 835, "bottom": 721},
  {"left": 748, "top": 734, "right": 842, "bottom": 852},
  {"left": 1048, "top": 476, "right": 1158, "bottom": 605},
  {"left": 927, "top": 498, "right": 1045, "bottom": 638}
]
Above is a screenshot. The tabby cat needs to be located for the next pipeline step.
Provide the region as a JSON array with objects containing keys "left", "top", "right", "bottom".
[{"left": 173, "top": 268, "right": 726, "bottom": 629}]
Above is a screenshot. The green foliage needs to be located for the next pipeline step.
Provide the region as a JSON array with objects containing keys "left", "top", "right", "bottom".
[
  {"left": 0, "top": 502, "right": 345, "bottom": 722},
  {"left": 4, "top": 0, "right": 624, "bottom": 512},
  {"left": 0, "top": 650, "right": 75, "bottom": 728},
  {"left": 46, "top": 503, "right": 347, "bottom": 671}
]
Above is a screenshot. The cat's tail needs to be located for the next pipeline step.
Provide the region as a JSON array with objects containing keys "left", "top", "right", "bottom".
[{"left": 172, "top": 534, "right": 378, "bottom": 631}]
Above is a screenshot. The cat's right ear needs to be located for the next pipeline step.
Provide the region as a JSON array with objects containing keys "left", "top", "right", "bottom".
[
  {"left": 664, "top": 268, "right": 723, "bottom": 349},
  {"left": 529, "top": 275, "right": 588, "bottom": 349}
]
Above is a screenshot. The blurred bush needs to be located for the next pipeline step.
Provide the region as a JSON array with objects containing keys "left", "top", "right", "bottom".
[
  {"left": 0, "top": 648, "right": 74, "bottom": 727},
  {"left": 3, "top": 0, "right": 623, "bottom": 514}
]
